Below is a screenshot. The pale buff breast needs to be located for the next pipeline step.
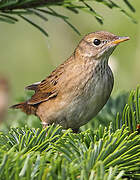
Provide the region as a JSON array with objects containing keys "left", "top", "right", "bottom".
[{"left": 63, "top": 62, "right": 114, "bottom": 129}]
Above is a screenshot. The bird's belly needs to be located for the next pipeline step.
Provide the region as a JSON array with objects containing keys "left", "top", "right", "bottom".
[{"left": 65, "top": 72, "right": 113, "bottom": 129}]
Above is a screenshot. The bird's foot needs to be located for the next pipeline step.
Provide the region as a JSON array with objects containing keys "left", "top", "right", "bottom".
[{"left": 72, "top": 128, "right": 80, "bottom": 133}]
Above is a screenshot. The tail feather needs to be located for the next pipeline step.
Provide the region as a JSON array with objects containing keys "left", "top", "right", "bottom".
[{"left": 10, "top": 102, "right": 37, "bottom": 115}]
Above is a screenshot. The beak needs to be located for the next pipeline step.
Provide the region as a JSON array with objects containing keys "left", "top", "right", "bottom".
[{"left": 112, "top": 36, "right": 130, "bottom": 45}]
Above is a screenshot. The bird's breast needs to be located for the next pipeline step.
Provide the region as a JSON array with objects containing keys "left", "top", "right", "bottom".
[{"left": 66, "top": 62, "right": 114, "bottom": 128}]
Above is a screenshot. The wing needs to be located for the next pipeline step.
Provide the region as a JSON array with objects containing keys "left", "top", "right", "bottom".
[
  {"left": 25, "top": 81, "right": 41, "bottom": 91},
  {"left": 27, "top": 65, "right": 64, "bottom": 105}
]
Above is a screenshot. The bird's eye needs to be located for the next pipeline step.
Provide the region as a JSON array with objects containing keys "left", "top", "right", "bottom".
[{"left": 93, "top": 39, "right": 101, "bottom": 46}]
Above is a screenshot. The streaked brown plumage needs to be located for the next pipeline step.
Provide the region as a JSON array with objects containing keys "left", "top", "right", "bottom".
[{"left": 11, "top": 31, "right": 129, "bottom": 132}]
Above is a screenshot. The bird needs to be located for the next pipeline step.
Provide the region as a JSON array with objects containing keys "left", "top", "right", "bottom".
[{"left": 11, "top": 31, "right": 129, "bottom": 133}]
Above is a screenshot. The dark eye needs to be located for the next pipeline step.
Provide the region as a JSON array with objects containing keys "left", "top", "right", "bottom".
[{"left": 93, "top": 39, "right": 101, "bottom": 46}]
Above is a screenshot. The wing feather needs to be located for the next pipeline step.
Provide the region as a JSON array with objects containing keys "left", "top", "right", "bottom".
[
  {"left": 25, "top": 81, "right": 41, "bottom": 91},
  {"left": 27, "top": 63, "right": 65, "bottom": 105}
]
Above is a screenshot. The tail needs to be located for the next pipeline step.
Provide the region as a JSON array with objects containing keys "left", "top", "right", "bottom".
[{"left": 10, "top": 102, "right": 37, "bottom": 115}]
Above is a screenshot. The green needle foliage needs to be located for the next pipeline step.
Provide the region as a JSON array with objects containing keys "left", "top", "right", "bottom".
[
  {"left": 0, "top": 0, "right": 137, "bottom": 36},
  {"left": 0, "top": 86, "right": 139, "bottom": 179}
]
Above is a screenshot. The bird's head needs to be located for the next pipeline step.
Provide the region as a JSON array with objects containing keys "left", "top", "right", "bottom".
[{"left": 76, "top": 31, "right": 130, "bottom": 61}]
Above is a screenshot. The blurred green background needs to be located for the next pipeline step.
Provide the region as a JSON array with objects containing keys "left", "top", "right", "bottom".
[{"left": 0, "top": 0, "right": 140, "bottom": 128}]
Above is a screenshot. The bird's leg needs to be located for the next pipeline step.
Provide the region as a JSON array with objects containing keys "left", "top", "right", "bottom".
[
  {"left": 72, "top": 128, "right": 80, "bottom": 133},
  {"left": 41, "top": 122, "right": 49, "bottom": 129}
]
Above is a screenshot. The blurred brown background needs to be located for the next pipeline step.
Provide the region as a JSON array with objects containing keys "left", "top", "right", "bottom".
[{"left": 0, "top": 0, "right": 140, "bottom": 107}]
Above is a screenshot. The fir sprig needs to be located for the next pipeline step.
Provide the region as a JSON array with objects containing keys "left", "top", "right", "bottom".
[
  {"left": 0, "top": 86, "right": 140, "bottom": 179},
  {"left": 0, "top": 0, "right": 137, "bottom": 36}
]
